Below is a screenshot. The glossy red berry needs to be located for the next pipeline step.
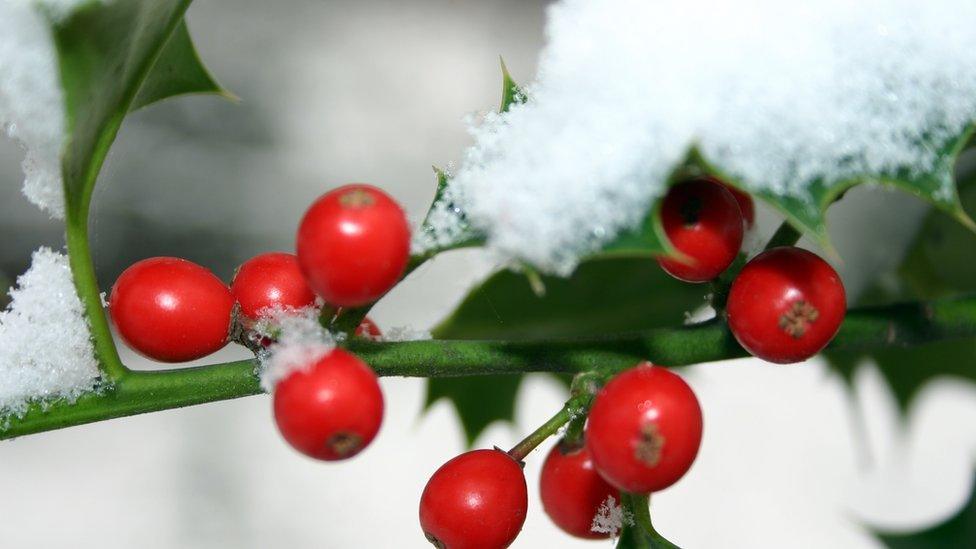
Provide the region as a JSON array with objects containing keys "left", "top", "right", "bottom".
[
  {"left": 355, "top": 316, "right": 382, "bottom": 340},
  {"left": 419, "top": 449, "right": 528, "bottom": 549},
  {"left": 110, "top": 257, "right": 234, "bottom": 362},
  {"left": 540, "top": 441, "right": 619, "bottom": 539},
  {"left": 273, "top": 348, "right": 384, "bottom": 461},
  {"left": 727, "top": 246, "right": 846, "bottom": 364},
  {"left": 709, "top": 176, "right": 755, "bottom": 228},
  {"left": 296, "top": 184, "right": 410, "bottom": 307},
  {"left": 230, "top": 252, "right": 316, "bottom": 320},
  {"left": 657, "top": 178, "right": 744, "bottom": 283},
  {"left": 586, "top": 363, "right": 703, "bottom": 494}
]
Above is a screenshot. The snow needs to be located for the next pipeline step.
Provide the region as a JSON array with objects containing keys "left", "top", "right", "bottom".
[
  {"left": 0, "top": 247, "right": 100, "bottom": 418},
  {"left": 381, "top": 326, "right": 432, "bottom": 342},
  {"left": 590, "top": 495, "right": 632, "bottom": 538},
  {"left": 0, "top": 0, "right": 94, "bottom": 220},
  {"left": 254, "top": 306, "right": 336, "bottom": 392},
  {"left": 423, "top": 0, "right": 976, "bottom": 274}
]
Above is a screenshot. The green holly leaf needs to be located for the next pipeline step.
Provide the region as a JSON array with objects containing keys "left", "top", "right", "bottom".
[
  {"left": 130, "top": 19, "right": 232, "bottom": 111},
  {"left": 874, "top": 474, "right": 976, "bottom": 548},
  {"left": 499, "top": 57, "right": 524, "bottom": 113},
  {"left": 51, "top": 0, "right": 228, "bottom": 220},
  {"left": 426, "top": 257, "right": 707, "bottom": 444},
  {"left": 825, "top": 159, "right": 976, "bottom": 413}
]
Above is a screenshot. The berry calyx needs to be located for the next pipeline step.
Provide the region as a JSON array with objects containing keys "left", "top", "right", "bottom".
[
  {"left": 355, "top": 316, "right": 382, "bottom": 340},
  {"left": 585, "top": 363, "right": 703, "bottom": 494},
  {"left": 273, "top": 348, "right": 384, "bottom": 461},
  {"left": 657, "top": 178, "right": 744, "bottom": 283},
  {"left": 419, "top": 449, "right": 527, "bottom": 549},
  {"left": 230, "top": 252, "right": 316, "bottom": 320},
  {"left": 296, "top": 184, "right": 410, "bottom": 307},
  {"left": 540, "top": 440, "right": 619, "bottom": 539},
  {"left": 709, "top": 176, "right": 755, "bottom": 228},
  {"left": 109, "top": 257, "right": 234, "bottom": 362},
  {"left": 727, "top": 246, "right": 846, "bottom": 364}
]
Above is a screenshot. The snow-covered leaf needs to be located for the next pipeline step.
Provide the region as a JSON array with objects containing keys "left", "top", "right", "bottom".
[{"left": 418, "top": 0, "right": 976, "bottom": 275}]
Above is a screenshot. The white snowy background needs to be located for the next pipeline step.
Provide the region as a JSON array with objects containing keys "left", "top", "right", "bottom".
[{"left": 0, "top": 0, "right": 974, "bottom": 547}]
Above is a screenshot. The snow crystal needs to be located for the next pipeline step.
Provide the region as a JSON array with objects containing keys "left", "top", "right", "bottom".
[
  {"left": 424, "top": 0, "right": 976, "bottom": 274},
  {"left": 381, "top": 326, "right": 433, "bottom": 342},
  {"left": 591, "top": 495, "right": 632, "bottom": 538},
  {"left": 0, "top": 0, "right": 93, "bottom": 219},
  {"left": 254, "top": 306, "right": 336, "bottom": 392},
  {"left": 0, "top": 247, "right": 100, "bottom": 417}
]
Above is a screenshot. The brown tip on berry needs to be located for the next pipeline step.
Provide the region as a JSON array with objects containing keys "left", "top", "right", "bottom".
[
  {"left": 424, "top": 532, "right": 446, "bottom": 549},
  {"left": 778, "top": 300, "right": 819, "bottom": 338},
  {"left": 338, "top": 188, "right": 376, "bottom": 208},
  {"left": 557, "top": 438, "right": 585, "bottom": 456},
  {"left": 635, "top": 422, "right": 665, "bottom": 466},
  {"left": 328, "top": 431, "right": 363, "bottom": 457}
]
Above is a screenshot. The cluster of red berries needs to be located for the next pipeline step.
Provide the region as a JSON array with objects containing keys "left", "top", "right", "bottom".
[
  {"left": 420, "top": 363, "right": 701, "bottom": 547},
  {"left": 107, "top": 175, "right": 847, "bottom": 547},
  {"left": 109, "top": 184, "right": 409, "bottom": 460},
  {"left": 657, "top": 176, "right": 847, "bottom": 363}
]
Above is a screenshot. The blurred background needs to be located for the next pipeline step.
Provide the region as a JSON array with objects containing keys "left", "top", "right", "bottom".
[{"left": 1, "top": 0, "right": 975, "bottom": 547}]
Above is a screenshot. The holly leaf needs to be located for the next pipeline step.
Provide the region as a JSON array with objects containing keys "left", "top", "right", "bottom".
[
  {"left": 51, "top": 0, "right": 228, "bottom": 220},
  {"left": 426, "top": 257, "right": 707, "bottom": 444},
  {"left": 824, "top": 158, "right": 976, "bottom": 413},
  {"left": 130, "top": 19, "right": 232, "bottom": 111},
  {"left": 874, "top": 474, "right": 976, "bottom": 548}
]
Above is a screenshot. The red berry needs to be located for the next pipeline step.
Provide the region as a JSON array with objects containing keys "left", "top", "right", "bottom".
[
  {"left": 727, "top": 246, "right": 846, "bottom": 364},
  {"left": 296, "top": 184, "right": 410, "bottom": 307},
  {"left": 419, "top": 449, "right": 527, "bottom": 549},
  {"left": 709, "top": 176, "right": 755, "bottom": 228},
  {"left": 231, "top": 252, "right": 316, "bottom": 320},
  {"left": 540, "top": 441, "right": 619, "bottom": 539},
  {"left": 657, "top": 178, "right": 744, "bottom": 283},
  {"left": 586, "top": 363, "right": 703, "bottom": 494},
  {"left": 273, "top": 348, "right": 384, "bottom": 461},
  {"left": 109, "top": 257, "right": 233, "bottom": 362},
  {"left": 355, "top": 316, "right": 382, "bottom": 340}
]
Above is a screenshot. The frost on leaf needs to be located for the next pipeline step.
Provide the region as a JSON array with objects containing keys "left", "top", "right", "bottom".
[
  {"left": 254, "top": 306, "right": 336, "bottom": 392},
  {"left": 591, "top": 495, "right": 632, "bottom": 538},
  {"left": 381, "top": 326, "right": 433, "bottom": 342},
  {"left": 0, "top": 247, "right": 100, "bottom": 418},
  {"left": 421, "top": 0, "right": 976, "bottom": 274},
  {"left": 0, "top": 0, "right": 92, "bottom": 219}
]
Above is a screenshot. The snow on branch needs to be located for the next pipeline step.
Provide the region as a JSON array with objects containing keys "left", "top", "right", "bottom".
[{"left": 0, "top": 247, "right": 100, "bottom": 418}]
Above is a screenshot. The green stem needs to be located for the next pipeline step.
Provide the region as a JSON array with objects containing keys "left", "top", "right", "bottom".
[
  {"left": 617, "top": 493, "right": 679, "bottom": 548},
  {"left": 65, "top": 201, "right": 127, "bottom": 382},
  {"left": 507, "top": 393, "right": 592, "bottom": 461},
  {"left": 4, "top": 293, "right": 976, "bottom": 440}
]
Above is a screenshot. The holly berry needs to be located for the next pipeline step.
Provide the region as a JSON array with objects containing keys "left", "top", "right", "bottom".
[
  {"left": 710, "top": 176, "right": 755, "bottom": 228},
  {"left": 419, "top": 449, "right": 527, "bottom": 549},
  {"left": 109, "top": 257, "right": 234, "bottom": 362},
  {"left": 296, "top": 184, "right": 410, "bottom": 307},
  {"left": 230, "top": 252, "right": 316, "bottom": 320},
  {"left": 540, "top": 440, "right": 619, "bottom": 539},
  {"left": 657, "top": 178, "right": 744, "bottom": 283},
  {"left": 727, "top": 246, "right": 846, "bottom": 364},
  {"left": 273, "top": 348, "right": 384, "bottom": 461},
  {"left": 586, "top": 363, "right": 703, "bottom": 494},
  {"left": 355, "top": 316, "right": 382, "bottom": 340}
]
